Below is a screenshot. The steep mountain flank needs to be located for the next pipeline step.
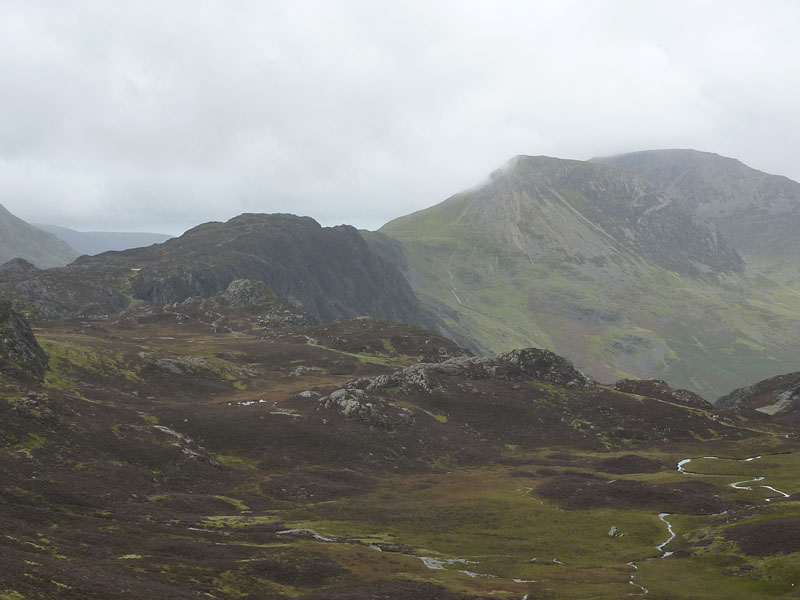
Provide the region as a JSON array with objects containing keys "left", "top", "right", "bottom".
[
  {"left": 378, "top": 156, "right": 800, "bottom": 396},
  {"left": 593, "top": 149, "right": 800, "bottom": 287},
  {"left": 0, "top": 203, "right": 79, "bottom": 268},
  {"left": 35, "top": 223, "right": 173, "bottom": 256},
  {"left": 0, "top": 213, "right": 433, "bottom": 330}
]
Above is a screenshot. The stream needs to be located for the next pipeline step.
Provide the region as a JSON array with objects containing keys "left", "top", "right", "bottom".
[
  {"left": 274, "top": 453, "right": 793, "bottom": 598},
  {"left": 678, "top": 455, "right": 791, "bottom": 501},
  {"left": 628, "top": 453, "right": 792, "bottom": 595}
]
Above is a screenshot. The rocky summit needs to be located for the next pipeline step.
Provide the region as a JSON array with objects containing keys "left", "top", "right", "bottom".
[{"left": 0, "top": 213, "right": 435, "bottom": 330}]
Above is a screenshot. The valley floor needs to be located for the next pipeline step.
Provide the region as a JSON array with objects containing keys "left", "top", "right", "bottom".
[{"left": 1, "top": 320, "right": 799, "bottom": 599}]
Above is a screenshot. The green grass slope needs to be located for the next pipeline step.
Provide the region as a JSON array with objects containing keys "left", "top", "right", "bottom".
[{"left": 379, "top": 156, "right": 800, "bottom": 398}]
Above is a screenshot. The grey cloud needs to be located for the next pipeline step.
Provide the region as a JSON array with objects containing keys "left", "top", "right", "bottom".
[{"left": 1, "top": 0, "right": 799, "bottom": 233}]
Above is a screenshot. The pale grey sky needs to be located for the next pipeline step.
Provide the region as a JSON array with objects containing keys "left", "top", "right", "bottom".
[{"left": 1, "top": 0, "right": 799, "bottom": 234}]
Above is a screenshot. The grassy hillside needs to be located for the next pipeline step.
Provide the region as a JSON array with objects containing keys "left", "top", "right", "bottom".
[{"left": 379, "top": 156, "right": 800, "bottom": 397}]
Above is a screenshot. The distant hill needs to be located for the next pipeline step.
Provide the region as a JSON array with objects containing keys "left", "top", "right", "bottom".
[
  {"left": 0, "top": 204, "right": 79, "bottom": 268},
  {"left": 378, "top": 155, "right": 800, "bottom": 397},
  {"left": 593, "top": 149, "right": 800, "bottom": 288},
  {"left": 35, "top": 223, "right": 173, "bottom": 256}
]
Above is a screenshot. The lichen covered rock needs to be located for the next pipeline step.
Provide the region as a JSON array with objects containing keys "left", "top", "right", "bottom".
[{"left": 0, "top": 299, "right": 47, "bottom": 380}]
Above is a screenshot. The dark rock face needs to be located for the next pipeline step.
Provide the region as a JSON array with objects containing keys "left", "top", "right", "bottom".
[
  {"left": 129, "top": 214, "right": 431, "bottom": 326},
  {"left": 128, "top": 278, "right": 315, "bottom": 333},
  {"left": 593, "top": 149, "right": 800, "bottom": 282},
  {"left": 0, "top": 300, "right": 47, "bottom": 380},
  {"left": 0, "top": 214, "right": 434, "bottom": 331}
]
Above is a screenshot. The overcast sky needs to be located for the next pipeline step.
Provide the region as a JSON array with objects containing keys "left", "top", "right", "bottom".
[{"left": 1, "top": 1, "right": 799, "bottom": 234}]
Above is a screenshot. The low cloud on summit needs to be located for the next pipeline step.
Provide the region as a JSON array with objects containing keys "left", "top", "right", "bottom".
[{"left": 1, "top": 0, "right": 799, "bottom": 233}]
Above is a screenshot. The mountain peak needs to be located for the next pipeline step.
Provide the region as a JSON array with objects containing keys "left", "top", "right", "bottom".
[{"left": 594, "top": 148, "right": 800, "bottom": 285}]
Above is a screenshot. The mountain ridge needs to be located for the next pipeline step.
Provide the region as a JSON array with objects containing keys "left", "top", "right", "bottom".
[
  {"left": 0, "top": 213, "right": 435, "bottom": 331},
  {"left": 593, "top": 149, "right": 800, "bottom": 287},
  {"left": 378, "top": 154, "right": 800, "bottom": 396}
]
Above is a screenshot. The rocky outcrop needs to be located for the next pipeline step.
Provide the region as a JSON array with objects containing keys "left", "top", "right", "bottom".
[
  {"left": 321, "top": 387, "right": 416, "bottom": 431},
  {"left": 0, "top": 258, "right": 40, "bottom": 283},
  {"left": 318, "top": 348, "right": 590, "bottom": 425},
  {"left": 717, "top": 372, "right": 800, "bottom": 417},
  {"left": 2, "top": 261, "right": 131, "bottom": 320},
  {"left": 0, "top": 300, "right": 48, "bottom": 380},
  {"left": 356, "top": 347, "right": 590, "bottom": 393},
  {"left": 129, "top": 278, "right": 314, "bottom": 333},
  {"left": 223, "top": 278, "right": 279, "bottom": 306}
]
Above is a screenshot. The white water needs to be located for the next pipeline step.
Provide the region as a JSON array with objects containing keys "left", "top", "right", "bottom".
[
  {"left": 656, "top": 513, "right": 675, "bottom": 558},
  {"left": 627, "top": 561, "right": 648, "bottom": 595},
  {"left": 677, "top": 455, "right": 791, "bottom": 500}
]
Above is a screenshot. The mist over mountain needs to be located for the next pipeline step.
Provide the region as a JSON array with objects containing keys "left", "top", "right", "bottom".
[
  {"left": 35, "top": 223, "right": 174, "bottom": 256},
  {"left": 0, "top": 203, "right": 79, "bottom": 268}
]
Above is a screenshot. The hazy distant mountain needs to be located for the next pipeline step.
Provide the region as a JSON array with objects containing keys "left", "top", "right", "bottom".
[
  {"left": 35, "top": 223, "right": 173, "bottom": 256},
  {"left": 0, "top": 204, "right": 79, "bottom": 268},
  {"left": 593, "top": 149, "right": 800, "bottom": 287},
  {"left": 377, "top": 155, "right": 800, "bottom": 396}
]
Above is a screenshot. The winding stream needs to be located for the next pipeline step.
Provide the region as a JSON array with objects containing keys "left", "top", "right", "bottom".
[
  {"left": 627, "top": 453, "right": 792, "bottom": 595},
  {"left": 678, "top": 455, "right": 791, "bottom": 501},
  {"left": 655, "top": 513, "right": 675, "bottom": 558},
  {"left": 274, "top": 453, "right": 793, "bottom": 598}
]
